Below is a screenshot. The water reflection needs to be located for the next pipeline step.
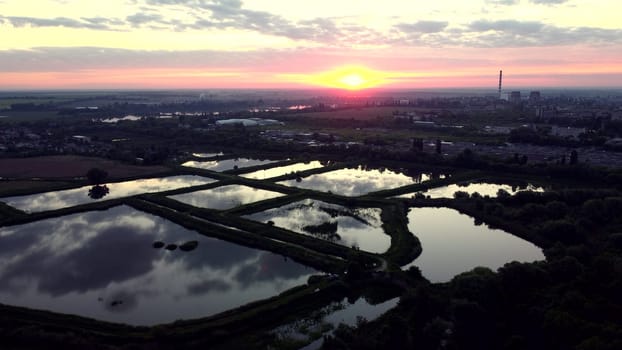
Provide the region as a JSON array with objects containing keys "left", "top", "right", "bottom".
[
  {"left": 88, "top": 185, "right": 110, "bottom": 200},
  {"left": 182, "top": 158, "right": 279, "bottom": 172},
  {"left": 396, "top": 182, "right": 544, "bottom": 199},
  {"left": 0, "top": 175, "right": 215, "bottom": 213},
  {"left": 0, "top": 206, "right": 315, "bottom": 325},
  {"left": 273, "top": 296, "right": 398, "bottom": 349},
  {"left": 240, "top": 161, "right": 324, "bottom": 180},
  {"left": 169, "top": 185, "right": 285, "bottom": 210},
  {"left": 403, "top": 207, "right": 544, "bottom": 283},
  {"left": 277, "top": 165, "right": 434, "bottom": 196},
  {"left": 244, "top": 199, "right": 390, "bottom": 253}
]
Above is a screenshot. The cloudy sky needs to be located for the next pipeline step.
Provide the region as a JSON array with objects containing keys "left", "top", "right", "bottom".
[{"left": 1, "top": 0, "right": 621, "bottom": 89}]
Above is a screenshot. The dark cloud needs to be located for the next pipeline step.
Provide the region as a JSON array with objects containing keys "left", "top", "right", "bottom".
[
  {"left": 187, "top": 279, "right": 231, "bottom": 295},
  {"left": 177, "top": 236, "right": 259, "bottom": 270},
  {"left": 126, "top": 13, "right": 165, "bottom": 27},
  {"left": 469, "top": 20, "right": 544, "bottom": 35},
  {"left": 0, "top": 15, "right": 118, "bottom": 30},
  {"left": 396, "top": 21, "right": 449, "bottom": 34},
  {"left": 392, "top": 19, "right": 622, "bottom": 48},
  {"left": 465, "top": 20, "right": 622, "bottom": 47},
  {"left": 0, "top": 225, "right": 159, "bottom": 296},
  {"left": 0, "top": 0, "right": 380, "bottom": 45},
  {"left": 234, "top": 253, "right": 310, "bottom": 288}
]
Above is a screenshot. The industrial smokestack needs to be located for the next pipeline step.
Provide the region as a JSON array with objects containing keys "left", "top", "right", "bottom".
[{"left": 498, "top": 70, "right": 503, "bottom": 99}]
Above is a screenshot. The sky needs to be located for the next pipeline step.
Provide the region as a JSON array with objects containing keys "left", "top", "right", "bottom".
[{"left": 0, "top": 0, "right": 621, "bottom": 90}]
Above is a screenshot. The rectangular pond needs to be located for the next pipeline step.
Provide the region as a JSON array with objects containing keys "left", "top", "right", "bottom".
[
  {"left": 277, "top": 165, "right": 434, "bottom": 196},
  {"left": 395, "top": 182, "right": 544, "bottom": 199},
  {"left": 182, "top": 158, "right": 279, "bottom": 172},
  {"left": 240, "top": 161, "right": 324, "bottom": 180},
  {"left": 168, "top": 184, "right": 286, "bottom": 210},
  {"left": 0, "top": 205, "right": 316, "bottom": 326},
  {"left": 0, "top": 175, "right": 215, "bottom": 213},
  {"left": 243, "top": 199, "right": 390, "bottom": 253},
  {"left": 403, "top": 207, "right": 544, "bottom": 283}
]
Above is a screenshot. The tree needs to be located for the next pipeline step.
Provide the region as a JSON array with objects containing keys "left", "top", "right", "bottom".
[
  {"left": 86, "top": 168, "right": 108, "bottom": 185},
  {"left": 412, "top": 138, "right": 423, "bottom": 152},
  {"left": 88, "top": 184, "right": 110, "bottom": 199},
  {"left": 569, "top": 150, "right": 578, "bottom": 165}
]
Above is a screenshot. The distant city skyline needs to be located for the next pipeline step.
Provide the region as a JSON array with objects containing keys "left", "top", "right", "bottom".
[{"left": 1, "top": 0, "right": 621, "bottom": 89}]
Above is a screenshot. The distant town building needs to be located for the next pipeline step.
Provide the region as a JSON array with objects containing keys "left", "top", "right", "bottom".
[
  {"left": 529, "top": 91, "right": 541, "bottom": 105},
  {"left": 71, "top": 135, "right": 91, "bottom": 143},
  {"left": 510, "top": 91, "right": 522, "bottom": 105}
]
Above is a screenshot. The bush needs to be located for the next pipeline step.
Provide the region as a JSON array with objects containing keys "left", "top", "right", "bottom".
[
  {"left": 539, "top": 220, "right": 585, "bottom": 244},
  {"left": 545, "top": 201, "right": 569, "bottom": 219},
  {"left": 453, "top": 191, "right": 470, "bottom": 199},
  {"left": 86, "top": 167, "right": 108, "bottom": 185},
  {"left": 497, "top": 188, "right": 511, "bottom": 199},
  {"left": 485, "top": 203, "right": 505, "bottom": 217}
]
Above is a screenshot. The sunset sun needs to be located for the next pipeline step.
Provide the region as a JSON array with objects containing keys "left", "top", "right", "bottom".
[
  {"left": 339, "top": 73, "right": 366, "bottom": 89},
  {"left": 294, "top": 65, "right": 388, "bottom": 90}
]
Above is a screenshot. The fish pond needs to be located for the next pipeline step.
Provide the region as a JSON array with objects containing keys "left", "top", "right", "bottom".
[
  {"left": 0, "top": 175, "right": 215, "bottom": 213},
  {"left": 240, "top": 161, "right": 324, "bottom": 180},
  {"left": 244, "top": 199, "right": 389, "bottom": 253},
  {"left": 0, "top": 205, "right": 316, "bottom": 326},
  {"left": 404, "top": 207, "right": 544, "bottom": 283},
  {"left": 182, "top": 158, "right": 279, "bottom": 172},
  {"left": 168, "top": 184, "right": 286, "bottom": 210},
  {"left": 273, "top": 296, "right": 398, "bottom": 349},
  {"left": 396, "top": 182, "right": 544, "bottom": 199},
  {"left": 277, "top": 166, "right": 435, "bottom": 196}
]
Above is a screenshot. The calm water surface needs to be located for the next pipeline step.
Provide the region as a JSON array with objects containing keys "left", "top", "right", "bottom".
[
  {"left": 240, "top": 161, "right": 324, "bottom": 180},
  {"left": 182, "top": 158, "right": 279, "bottom": 172},
  {"left": 277, "top": 166, "right": 432, "bottom": 196},
  {"left": 0, "top": 175, "right": 215, "bottom": 213},
  {"left": 244, "top": 199, "right": 389, "bottom": 253},
  {"left": 274, "top": 296, "right": 398, "bottom": 350},
  {"left": 0, "top": 206, "right": 315, "bottom": 325},
  {"left": 404, "top": 207, "right": 544, "bottom": 282},
  {"left": 396, "top": 182, "right": 544, "bottom": 199},
  {"left": 169, "top": 185, "right": 285, "bottom": 210}
]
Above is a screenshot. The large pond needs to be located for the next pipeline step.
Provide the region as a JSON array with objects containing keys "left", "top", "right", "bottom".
[
  {"left": 0, "top": 175, "right": 215, "bottom": 213},
  {"left": 274, "top": 296, "right": 398, "bottom": 350},
  {"left": 277, "top": 166, "right": 432, "bottom": 196},
  {"left": 244, "top": 199, "right": 389, "bottom": 253},
  {"left": 404, "top": 207, "right": 544, "bottom": 283},
  {"left": 240, "top": 161, "right": 324, "bottom": 180},
  {"left": 0, "top": 206, "right": 316, "bottom": 326},
  {"left": 396, "top": 182, "right": 544, "bottom": 199},
  {"left": 168, "top": 185, "right": 286, "bottom": 210},
  {"left": 182, "top": 158, "right": 279, "bottom": 172}
]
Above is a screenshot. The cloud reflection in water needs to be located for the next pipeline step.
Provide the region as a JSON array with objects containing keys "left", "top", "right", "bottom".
[
  {"left": 244, "top": 199, "right": 390, "bottom": 253},
  {"left": 277, "top": 165, "right": 434, "bottom": 196},
  {"left": 0, "top": 175, "right": 215, "bottom": 213},
  {"left": 0, "top": 205, "right": 315, "bottom": 325}
]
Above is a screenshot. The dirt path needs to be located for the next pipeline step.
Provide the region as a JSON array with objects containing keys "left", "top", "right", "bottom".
[{"left": 0, "top": 155, "right": 170, "bottom": 180}]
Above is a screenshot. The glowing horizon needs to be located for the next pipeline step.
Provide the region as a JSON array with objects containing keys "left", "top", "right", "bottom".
[{"left": 0, "top": 1, "right": 621, "bottom": 90}]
